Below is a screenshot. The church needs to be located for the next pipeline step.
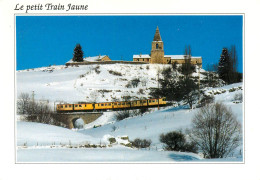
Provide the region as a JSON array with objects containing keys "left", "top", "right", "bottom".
[{"left": 133, "top": 26, "right": 202, "bottom": 67}]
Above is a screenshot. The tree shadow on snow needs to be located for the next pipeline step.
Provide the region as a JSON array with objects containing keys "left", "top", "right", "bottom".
[
  {"left": 168, "top": 153, "right": 200, "bottom": 161},
  {"left": 161, "top": 105, "right": 190, "bottom": 113}
]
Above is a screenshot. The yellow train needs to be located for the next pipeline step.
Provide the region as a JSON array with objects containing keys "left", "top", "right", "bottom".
[{"left": 56, "top": 97, "right": 167, "bottom": 113}]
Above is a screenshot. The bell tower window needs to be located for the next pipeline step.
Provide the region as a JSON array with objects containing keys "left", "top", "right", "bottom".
[{"left": 156, "top": 43, "right": 159, "bottom": 49}]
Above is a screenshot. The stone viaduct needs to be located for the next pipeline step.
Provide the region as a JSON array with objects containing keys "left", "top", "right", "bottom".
[{"left": 53, "top": 112, "right": 103, "bottom": 129}]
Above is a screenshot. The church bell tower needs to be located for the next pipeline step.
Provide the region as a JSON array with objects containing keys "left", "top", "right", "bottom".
[{"left": 150, "top": 26, "right": 164, "bottom": 64}]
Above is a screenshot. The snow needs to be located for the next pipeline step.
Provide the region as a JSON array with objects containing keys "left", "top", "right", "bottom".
[
  {"left": 17, "top": 64, "right": 172, "bottom": 104},
  {"left": 66, "top": 55, "right": 107, "bottom": 63},
  {"left": 17, "top": 147, "right": 202, "bottom": 162},
  {"left": 133, "top": 54, "right": 151, "bottom": 58},
  {"left": 16, "top": 64, "right": 243, "bottom": 162},
  {"left": 74, "top": 118, "right": 84, "bottom": 129},
  {"left": 16, "top": 121, "right": 100, "bottom": 147}
]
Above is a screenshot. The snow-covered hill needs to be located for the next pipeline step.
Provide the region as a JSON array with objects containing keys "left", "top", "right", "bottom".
[
  {"left": 16, "top": 64, "right": 243, "bottom": 162},
  {"left": 17, "top": 64, "right": 206, "bottom": 104}
]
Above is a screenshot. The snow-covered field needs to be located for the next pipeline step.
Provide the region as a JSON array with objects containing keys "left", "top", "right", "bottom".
[{"left": 16, "top": 64, "right": 243, "bottom": 162}]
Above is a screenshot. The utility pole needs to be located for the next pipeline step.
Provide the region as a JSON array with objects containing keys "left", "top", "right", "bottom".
[
  {"left": 32, "top": 91, "right": 35, "bottom": 114},
  {"left": 198, "top": 63, "right": 202, "bottom": 104},
  {"left": 32, "top": 91, "right": 35, "bottom": 104},
  {"left": 157, "top": 67, "right": 160, "bottom": 110},
  {"left": 54, "top": 101, "right": 56, "bottom": 112}
]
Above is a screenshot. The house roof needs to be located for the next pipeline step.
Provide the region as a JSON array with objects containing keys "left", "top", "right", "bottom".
[
  {"left": 83, "top": 55, "right": 107, "bottom": 62},
  {"left": 67, "top": 55, "right": 107, "bottom": 63},
  {"left": 133, "top": 54, "right": 151, "bottom": 58},
  {"left": 133, "top": 54, "right": 202, "bottom": 59},
  {"left": 164, "top": 55, "right": 202, "bottom": 59}
]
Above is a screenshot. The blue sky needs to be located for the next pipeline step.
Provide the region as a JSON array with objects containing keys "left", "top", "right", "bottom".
[{"left": 16, "top": 15, "right": 243, "bottom": 72}]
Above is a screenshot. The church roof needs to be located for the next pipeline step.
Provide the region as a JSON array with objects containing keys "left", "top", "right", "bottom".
[{"left": 153, "top": 26, "right": 162, "bottom": 41}]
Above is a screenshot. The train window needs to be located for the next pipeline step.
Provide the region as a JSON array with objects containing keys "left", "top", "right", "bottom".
[
  {"left": 79, "top": 105, "right": 82, "bottom": 107},
  {"left": 69, "top": 105, "right": 71, "bottom": 107},
  {"left": 75, "top": 105, "right": 78, "bottom": 107},
  {"left": 153, "top": 100, "right": 155, "bottom": 102},
  {"left": 122, "top": 103, "right": 125, "bottom": 105},
  {"left": 149, "top": 100, "right": 151, "bottom": 103},
  {"left": 114, "top": 103, "right": 117, "bottom": 105},
  {"left": 101, "top": 104, "right": 104, "bottom": 106},
  {"left": 109, "top": 103, "right": 111, "bottom": 106},
  {"left": 65, "top": 105, "right": 67, "bottom": 108},
  {"left": 105, "top": 104, "right": 107, "bottom": 106},
  {"left": 85, "top": 104, "right": 86, "bottom": 107},
  {"left": 118, "top": 103, "right": 121, "bottom": 105}
]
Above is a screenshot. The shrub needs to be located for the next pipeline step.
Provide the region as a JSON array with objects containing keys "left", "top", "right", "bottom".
[
  {"left": 131, "top": 138, "right": 152, "bottom": 149},
  {"left": 131, "top": 78, "right": 141, "bottom": 88},
  {"left": 115, "top": 110, "right": 131, "bottom": 121},
  {"left": 233, "top": 92, "right": 243, "bottom": 102},
  {"left": 229, "top": 87, "right": 236, "bottom": 92},
  {"left": 94, "top": 65, "right": 101, "bottom": 74},
  {"left": 108, "top": 137, "right": 116, "bottom": 144},
  {"left": 108, "top": 70, "right": 122, "bottom": 76},
  {"left": 138, "top": 88, "right": 144, "bottom": 94},
  {"left": 200, "top": 94, "right": 215, "bottom": 107},
  {"left": 125, "top": 82, "right": 132, "bottom": 88},
  {"left": 160, "top": 131, "right": 197, "bottom": 153},
  {"left": 139, "top": 107, "right": 149, "bottom": 115},
  {"left": 111, "top": 125, "right": 117, "bottom": 132}
]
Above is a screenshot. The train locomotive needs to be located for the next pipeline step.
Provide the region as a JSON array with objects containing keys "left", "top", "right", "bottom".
[{"left": 56, "top": 97, "right": 167, "bottom": 113}]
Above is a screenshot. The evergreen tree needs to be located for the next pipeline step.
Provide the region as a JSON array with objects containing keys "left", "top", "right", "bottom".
[
  {"left": 218, "top": 46, "right": 241, "bottom": 84},
  {"left": 72, "top": 44, "right": 84, "bottom": 62},
  {"left": 218, "top": 48, "right": 230, "bottom": 83}
]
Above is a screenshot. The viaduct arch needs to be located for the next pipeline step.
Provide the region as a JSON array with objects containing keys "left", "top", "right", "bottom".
[{"left": 53, "top": 112, "right": 103, "bottom": 129}]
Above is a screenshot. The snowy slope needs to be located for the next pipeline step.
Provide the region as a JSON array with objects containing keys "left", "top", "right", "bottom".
[
  {"left": 16, "top": 64, "right": 243, "bottom": 162},
  {"left": 17, "top": 64, "right": 202, "bottom": 104},
  {"left": 17, "top": 121, "right": 100, "bottom": 146},
  {"left": 78, "top": 84, "right": 243, "bottom": 150}
]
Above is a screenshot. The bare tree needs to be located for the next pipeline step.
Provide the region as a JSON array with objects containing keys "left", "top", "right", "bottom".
[
  {"left": 89, "top": 90, "right": 99, "bottom": 103},
  {"left": 182, "top": 45, "right": 195, "bottom": 78},
  {"left": 178, "top": 77, "right": 199, "bottom": 109},
  {"left": 35, "top": 102, "right": 53, "bottom": 124},
  {"left": 189, "top": 102, "right": 242, "bottom": 158},
  {"left": 17, "top": 92, "right": 30, "bottom": 114}
]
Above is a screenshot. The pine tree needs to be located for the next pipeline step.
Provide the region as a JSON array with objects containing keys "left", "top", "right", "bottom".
[
  {"left": 218, "top": 48, "right": 231, "bottom": 83},
  {"left": 218, "top": 47, "right": 241, "bottom": 84},
  {"left": 72, "top": 44, "right": 84, "bottom": 62}
]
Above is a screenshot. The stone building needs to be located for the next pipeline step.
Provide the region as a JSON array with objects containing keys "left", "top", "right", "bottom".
[{"left": 133, "top": 26, "right": 202, "bottom": 67}]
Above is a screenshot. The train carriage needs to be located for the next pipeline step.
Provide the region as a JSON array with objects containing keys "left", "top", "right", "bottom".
[
  {"left": 74, "top": 103, "right": 94, "bottom": 111},
  {"left": 112, "top": 101, "right": 131, "bottom": 109},
  {"left": 57, "top": 104, "right": 73, "bottom": 112},
  {"left": 57, "top": 97, "right": 167, "bottom": 113},
  {"left": 95, "top": 102, "right": 113, "bottom": 111}
]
